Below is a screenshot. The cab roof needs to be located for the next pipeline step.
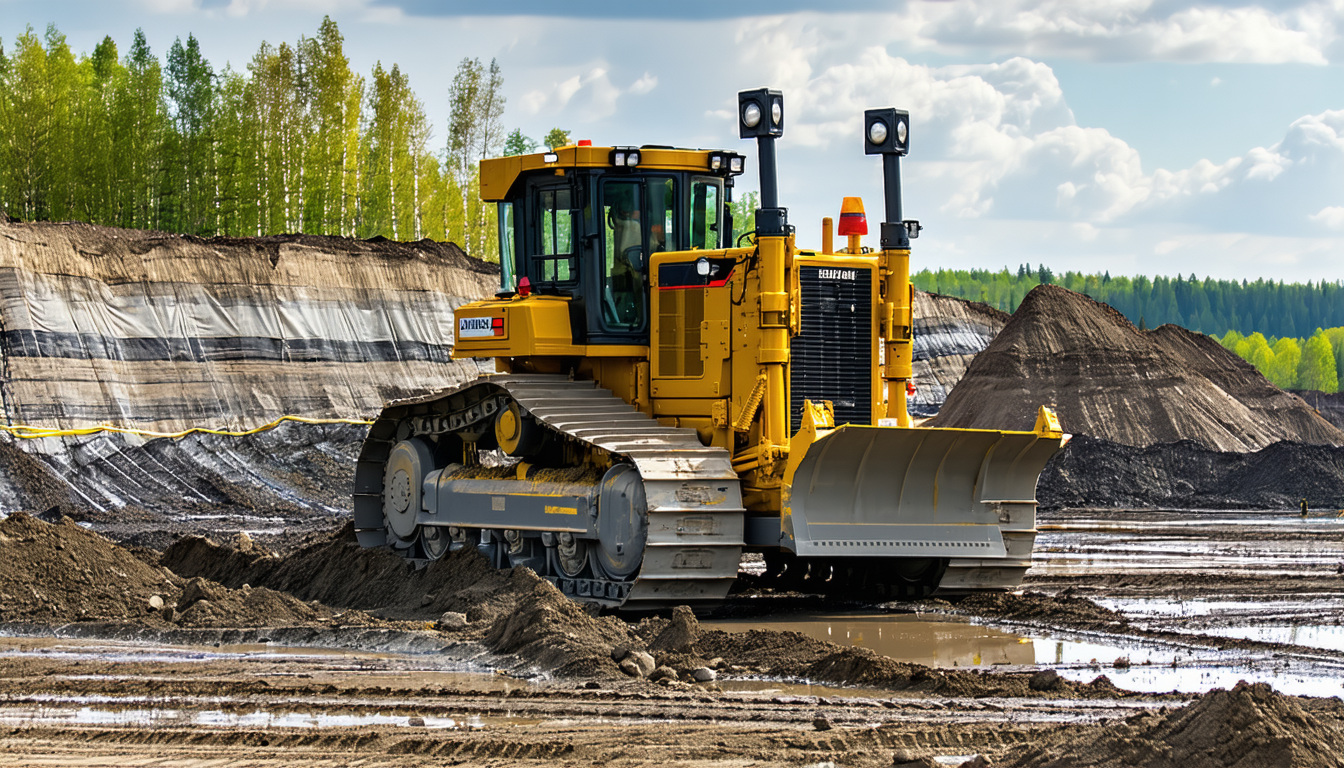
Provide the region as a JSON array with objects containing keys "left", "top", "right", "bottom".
[{"left": 479, "top": 145, "right": 743, "bottom": 202}]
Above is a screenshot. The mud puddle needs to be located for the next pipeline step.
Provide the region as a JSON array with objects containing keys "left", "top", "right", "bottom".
[
  {"left": 706, "top": 613, "right": 1036, "bottom": 668},
  {"left": 1094, "top": 596, "right": 1344, "bottom": 651},
  {"left": 1032, "top": 509, "right": 1344, "bottom": 578},
  {"left": 707, "top": 612, "right": 1344, "bottom": 697},
  {"left": 0, "top": 636, "right": 521, "bottom": 691}
]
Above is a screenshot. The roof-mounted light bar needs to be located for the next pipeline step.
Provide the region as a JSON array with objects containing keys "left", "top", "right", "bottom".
[
  {"left": 609, "top": 146, "right": 641, "bottom": 168},
  {"left": 707, "top": 151, "right": 746, "bottom": 177}
]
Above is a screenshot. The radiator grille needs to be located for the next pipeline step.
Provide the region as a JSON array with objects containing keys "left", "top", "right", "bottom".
[
  {"left": 656, "top": 287, "right": 704, "bottom": 378},
  {"left": 791, "top": 266, "right": 873, "bottom": 433}
]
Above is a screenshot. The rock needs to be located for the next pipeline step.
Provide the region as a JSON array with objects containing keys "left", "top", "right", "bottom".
[
  {"left": 649, "top": 665, "right": 678, "bottom": 682},
  {"left": 610, "top": 645, "right": 631, "bottom": 662},
  {"left": 891, "top": 748, "right": 918, "bottom": 765},
  {"left": 177, "top": 577, "right": 226, "bottom": 611},
  {"left": 709, "top": 656, "right": 728, "bottom": 670},
  {"left": 648, "top": 605, "right": 700, "bottom": 653},
  {"left": 962, "top": 756, "right": 992, "bottom": 768},
  {"left": 629, "top": 650, "right": 656, "bottom": 677},
  {"left": 146, "top": 595, "right": 164, "bottom": 611},
  {"left": 435, "top": 612, "right": 468, "bottom": 630},
  {"left": 812, "top": 716, "right": 832, "bottom": 731},
  {"left": 582, "top": 681, "right": 601, "bottom": 689},
  {"left": 692, "top": 667, "right": 717, "bottom": 682},
  {"left": 406, "top": 716, "right": 425, "bottom": 727},
  {"left": 618, "top": 658, "right": 643, "bottom": 677},
  {"left": 1028, "top": 669, "right": 1061, "bottom": 692},
  {"left": 233, "top": 532, "right": 254, "bottom": 553}
]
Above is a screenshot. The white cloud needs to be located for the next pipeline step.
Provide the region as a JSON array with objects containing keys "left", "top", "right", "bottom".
[
  {"left": 1311, "top": 206, "right": 1344, "bottom": 229},
  {"left": 903, "top": 0, "right": 1339, "bottom": 63},
  {"left": 628, "top": 72, "right": 657, "bottom": 96}
]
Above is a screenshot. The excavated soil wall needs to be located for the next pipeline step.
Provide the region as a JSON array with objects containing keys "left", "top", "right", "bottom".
[
  {"left": 910, "top": 291, "right": 1008, "bottom": 417},
  {"left": 0, "top": 221, "right": 497, "bottom": 433}
]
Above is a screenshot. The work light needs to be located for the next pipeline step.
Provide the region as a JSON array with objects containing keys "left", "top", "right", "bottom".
[{"left": 738, "top": 88, "right": 783, "bottom": 139}]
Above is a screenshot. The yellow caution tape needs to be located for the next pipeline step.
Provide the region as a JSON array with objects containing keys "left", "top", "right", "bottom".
[{"left": 0, "top": 414, "right": 372, "bottom": 441}]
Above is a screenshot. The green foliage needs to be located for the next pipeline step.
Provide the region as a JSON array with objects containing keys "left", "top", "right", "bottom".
[
  {"left": 1298, "top": 332, "right": 1339, "bottom": 394},
  {"left": 447, "top": 57, "right": 505, "bottom": 259},
  {"left": 0, "top": 19, "right": 502, "bottom": 256},
  {"left": 543, "top": 127, "right": 570, "bottom": 150},
  {"left": 728, "top": 190, "right": 759, "bottom": 245},
  {"left": 503, "top": 128, "right": 536, "bottom": 156}
]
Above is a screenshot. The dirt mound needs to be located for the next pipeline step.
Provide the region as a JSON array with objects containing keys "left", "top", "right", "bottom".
[
  {"left": 0, "top": 513, "right": 181, "bottom": 624},
  {"left": 930, "top": 285, "right": 1344, "bottom": 452},
  {"left": 1292, "top": 390, "right": 1344, "bottom": 432},
  {"left": 1004, "top": 681, "right": 1344, "bottom": 767},
  {"left": 954, "top": 590, "right": 1131, "bottom": 632},
  {"left": 170, "top": 576, "right": 357, "bottom": 629},
  {"left": 1038, "top": 433, "right": 1344, "bottom": 510},
  {"left": 163, "top": 525, "right": 641, "bottom": 677}
]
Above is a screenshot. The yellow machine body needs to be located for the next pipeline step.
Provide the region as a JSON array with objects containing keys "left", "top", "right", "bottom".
[{"left": 353, "top": 106, "right": 1065, "bottom": 607}]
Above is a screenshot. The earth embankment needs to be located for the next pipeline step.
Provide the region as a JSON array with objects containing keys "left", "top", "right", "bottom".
[
  {"left": 931, "top": 284, "right": 1344, "bottom": 452},
  {"left": 910, "top": 291, "right": 1009, "bottom": 417},
  {"left": 0, "top": 220, "right": 496, "bottom": 433}
]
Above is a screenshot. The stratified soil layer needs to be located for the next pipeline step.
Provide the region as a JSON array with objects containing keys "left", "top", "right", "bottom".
[
  {"left": 910, "top": 291, "right": 1010, "bottom": 418},
  {"left": 931, "top": 284, "right": 1344, "bottom": 452}
]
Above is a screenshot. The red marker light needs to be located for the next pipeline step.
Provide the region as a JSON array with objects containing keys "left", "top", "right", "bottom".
[
  {"left": 518, "top": 276, "right": 532, "bottom": 297},
  {"left": 578, "top": 139, "right": 592, "bottom": 147},
  {"left": 838, "top": 196, "right": 868, "bottom": 236},
  {"left": 492, "top": 317, "right": 505, "bottom": 336},
  {"left": 906, "top": 380, "right": 917, "bottom": 396}
]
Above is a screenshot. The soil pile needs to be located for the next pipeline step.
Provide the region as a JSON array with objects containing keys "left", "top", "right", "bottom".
[
  {"left": 1291, "top": 390, "right": 1344, "bottom": 432},
  {"left": 163, "top": 525, "right": 641, "bottom": 677},
  {"left": 1038, "top": 433, "right": 1344, "bottom": 510},
  {"left": 170, "top": 576, "right": 352, "bottom": 629},
  {"left": 930, "top": 285, "right": 1344, "bottom": 452},
  {"left": 1003, "top": 681, "right": 1344, "bottom": 767},
  {"left": 910, "top": 291, "right": 1010, "bottom": 418},
  {"left": 0, "top": 512, "right": 180, "bottom": 624},
  {"left": 954, "top": 590, "right": 1131, "bottom": 632}
]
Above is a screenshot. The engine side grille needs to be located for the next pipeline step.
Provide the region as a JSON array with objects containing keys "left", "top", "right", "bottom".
[{"left": 791, "top": 265, "right": 873, "bottom": 434}]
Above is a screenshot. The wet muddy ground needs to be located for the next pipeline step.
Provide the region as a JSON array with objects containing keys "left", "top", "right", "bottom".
[{"left": 2, "top": 507, "right": 1343, "bottom": 766}]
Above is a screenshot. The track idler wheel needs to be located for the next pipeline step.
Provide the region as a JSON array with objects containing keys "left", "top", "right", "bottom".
[
  {"left": 495, "top": 401, "right": 545, "bottom": 458},
  {"left": 588, "top": 464, "right": 647, "bottom": 580},
  {"left": 383, "top": 438, "right": 434, "bottom": 548},
  {"left": 420, "top": 525, "right": 449, "bottom": 560}
]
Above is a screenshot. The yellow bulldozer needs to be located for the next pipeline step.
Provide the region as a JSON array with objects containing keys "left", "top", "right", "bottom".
[{"left": 353, "top": 88, "right": 1067, "bottom": 609}]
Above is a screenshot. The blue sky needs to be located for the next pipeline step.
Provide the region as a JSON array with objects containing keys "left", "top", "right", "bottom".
[{"left": 2, "top": 0, "right": 1342, "bottom": 282}]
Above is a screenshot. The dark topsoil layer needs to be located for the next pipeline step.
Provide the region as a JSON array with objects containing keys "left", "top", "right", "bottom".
[
  {"left": 931, "top": 285, "right": 1344, "bottom": 453},
  {"left": 1038, "top": 434, "right": 1344, "bottom": 510}
]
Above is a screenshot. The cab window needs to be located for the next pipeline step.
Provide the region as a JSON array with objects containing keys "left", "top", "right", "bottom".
[
  {"left": 601, "top": 180, "right": 645, "bottom": 330},
  {"left": 497, "top": 201, "right": 516, "bottom": 290},
  {"left": 536, "top": 188, "right": 576, "bottom": 283},
  {"left": 690, "top": 178, "right": 722, "bottom": 249}
]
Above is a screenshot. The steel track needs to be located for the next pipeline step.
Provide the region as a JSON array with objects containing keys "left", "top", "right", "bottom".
[{"left": 354, "top": 374, "right": 745, "bottom": 609}]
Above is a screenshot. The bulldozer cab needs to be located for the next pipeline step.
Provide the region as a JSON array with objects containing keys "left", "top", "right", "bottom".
[{"left": 482, "top": 146, "right": 742, "bottom": 345}]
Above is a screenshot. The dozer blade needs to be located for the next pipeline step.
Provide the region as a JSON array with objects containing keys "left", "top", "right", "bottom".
[{"left": 784, "top": 419, "right": 1066, "bottom": 594}]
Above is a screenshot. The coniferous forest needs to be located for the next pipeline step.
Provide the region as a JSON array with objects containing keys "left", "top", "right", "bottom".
[{"left": 914, "top": 266, "right": 1344, "bottom": 393}]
